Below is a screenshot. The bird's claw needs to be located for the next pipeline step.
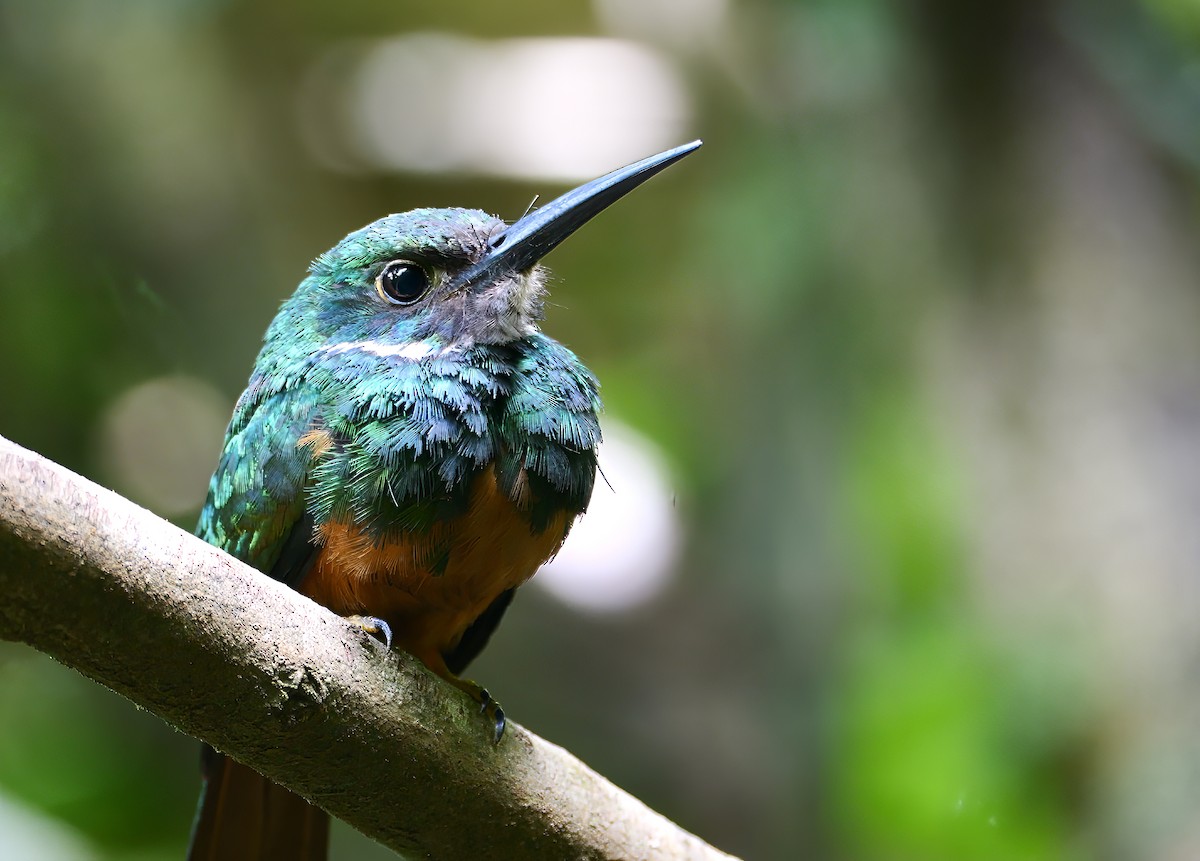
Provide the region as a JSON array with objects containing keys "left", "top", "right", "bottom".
[
  {"left": 343, "top": 622, "right": 506, "bottom": 741},
  {"left": 482, "top": 696, "right": 505, "bottom": 744},
  {"left": 455, "top": 680, "right": 505, "bottom": 743},
  {"left": 345, "top": 615, "right": 393, "bottom": 649}
]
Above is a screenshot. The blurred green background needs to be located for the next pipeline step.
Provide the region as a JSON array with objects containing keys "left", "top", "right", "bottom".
[{"left": 4, "top": 0, "right": 1200, "bottom": 858}]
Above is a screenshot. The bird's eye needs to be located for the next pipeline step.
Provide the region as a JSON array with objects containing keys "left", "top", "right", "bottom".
[{"left": 375, "top": 261, "right": 431, "bottom": 305}]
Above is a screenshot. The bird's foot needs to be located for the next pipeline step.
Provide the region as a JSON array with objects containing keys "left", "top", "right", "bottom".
[
  {"left": 450, "top": 677, "right": 505, "bottom": 743},
  {"left": 345, "top": 615, "right": 393, "bottom": 649}
]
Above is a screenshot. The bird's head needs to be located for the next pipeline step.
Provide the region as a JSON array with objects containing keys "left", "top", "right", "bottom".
[
  {"left": 259, "top": 140, "right": 702, "bottom": 366},
  {"left": 301, "top": 208, "right": 542, "bottom": 351}
]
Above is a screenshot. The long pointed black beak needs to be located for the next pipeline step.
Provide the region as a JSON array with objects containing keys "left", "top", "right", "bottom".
[{"left": 451, "top": 140, "right": 702, "bottom": 290}]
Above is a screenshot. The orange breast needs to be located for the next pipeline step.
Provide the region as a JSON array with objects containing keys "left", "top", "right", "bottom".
[{"left": 299, "top": 466, "right": 570, "bottom": 672}]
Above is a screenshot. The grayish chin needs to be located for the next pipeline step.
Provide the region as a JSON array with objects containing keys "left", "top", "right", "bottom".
[{"left": 482, "top": 268, "right": 546, "bottom": 343}]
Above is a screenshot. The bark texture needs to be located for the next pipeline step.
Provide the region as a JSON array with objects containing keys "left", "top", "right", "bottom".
[{"left": 0, "top": 435, "right": 738, "bottom": 861}]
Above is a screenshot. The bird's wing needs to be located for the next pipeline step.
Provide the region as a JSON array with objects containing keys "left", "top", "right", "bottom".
[
  {"left": 444, "top": 587, "right": 516, "bottom": 675},
  {"left": 195, "top": 383, "right": 324, "bottom": 583}
]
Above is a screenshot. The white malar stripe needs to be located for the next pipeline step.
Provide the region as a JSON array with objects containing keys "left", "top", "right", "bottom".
[{"left": 318, "top": 339, "right": 461, "bottom": 360}]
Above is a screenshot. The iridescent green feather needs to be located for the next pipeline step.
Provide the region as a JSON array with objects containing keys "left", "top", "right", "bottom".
[
  {"left": 497, "top": 335, "right": 601, "bottom": 530},
  {"left": 195, "top": 207, "right": 602, "bottom": 581},
  {"left": 195, "top": 385, "right": 319, "bottom": 574}
]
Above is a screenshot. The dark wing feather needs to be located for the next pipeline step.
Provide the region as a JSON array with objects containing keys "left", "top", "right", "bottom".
[
  {"left": 266, "top": 511, "right": 319, "bottom": 589},
  {"left": 196, "top": 384, "right": 322, "bottom": 578},
  {"left": 445, "top": 588, "right": 516, "bottom": 675}
]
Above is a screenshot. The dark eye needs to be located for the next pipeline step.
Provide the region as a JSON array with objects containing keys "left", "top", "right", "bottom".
[{"left": 375, "top": 260, "right": 431, "bottom": 305}]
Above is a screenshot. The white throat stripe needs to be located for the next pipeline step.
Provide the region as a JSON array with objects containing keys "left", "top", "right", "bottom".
[{"left": 318, "top": 340, "right": 459, "bottom": 360}]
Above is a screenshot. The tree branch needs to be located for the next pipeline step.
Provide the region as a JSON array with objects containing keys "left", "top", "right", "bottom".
[{"left": 0, "top": 435, "right": 738, "bottom": 861}]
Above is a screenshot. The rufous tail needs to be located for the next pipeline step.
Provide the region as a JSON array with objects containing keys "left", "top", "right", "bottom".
[{"left": 188, "top": 745, "right": 328, "bottom": 861}]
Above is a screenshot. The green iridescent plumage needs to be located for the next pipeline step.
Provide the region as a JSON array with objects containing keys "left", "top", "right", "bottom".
[
  {"left": 195, "top": 208, "right": 602, "bottom": 579},
  {"left": 187, "top": 142, "right": 701, "bottom": 861}
]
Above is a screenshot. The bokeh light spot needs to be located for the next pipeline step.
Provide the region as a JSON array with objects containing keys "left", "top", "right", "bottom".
[
  {"left": 0, "top": 790, "right": 96, "bottom": 861},
  {"left": 592, "top": 0, "right": 730, "bottom": 48},
  {"left": 536, "top": 419, "right": 682, "bottom": 613},
  {"left": 302, "top": 34, "right": 691, "bottom": 182},
  {"left": 96, "top": 375, "right": 230, "bottom": 517}
]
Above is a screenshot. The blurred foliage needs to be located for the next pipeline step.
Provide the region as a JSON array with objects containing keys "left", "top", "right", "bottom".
[{"left": 4, "top": 0, "right": 1200, "bottom": 859}]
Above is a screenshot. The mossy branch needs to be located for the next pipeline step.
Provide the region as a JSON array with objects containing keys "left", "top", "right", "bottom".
[{"left": 0, "top": 435, "right": 738, "bottom": 861}]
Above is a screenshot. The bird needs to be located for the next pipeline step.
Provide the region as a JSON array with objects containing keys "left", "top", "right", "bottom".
[{"left": 185, "top": 140, "right": 702, "bottom": 860}]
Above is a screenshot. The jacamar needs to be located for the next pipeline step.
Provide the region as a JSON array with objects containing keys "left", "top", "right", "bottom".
[{"left": 186, "top": 140, "right": 701, "bottom": 860}]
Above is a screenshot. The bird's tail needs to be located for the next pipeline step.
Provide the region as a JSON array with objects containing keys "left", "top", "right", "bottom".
[{"left": 188, "top": 745, "right": 328, "bottom": 861}]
